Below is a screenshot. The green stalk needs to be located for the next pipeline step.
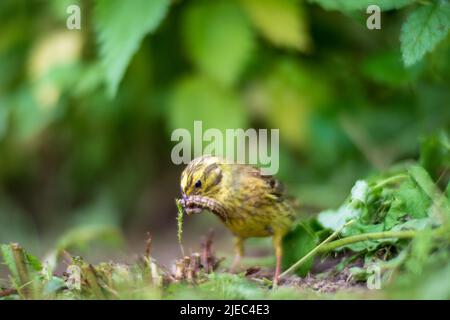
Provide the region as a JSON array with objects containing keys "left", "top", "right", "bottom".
[
  {"left": 318, "top": 227, "right": 447, "bottom": 252},
  {"left": 281, "top": 226, "right": 447, "bottom": 279},
  {"left": 317, "top": 230, "right": 416, "bottom": 252},
  {"left": 280, "top": 220, "right": 355, "bottom": 278},
  {"left": 176, "top": 199, "right": 185, "bottom": 256},
  {"left": 372, "top": 174, "right": 408, "bottom": 191}
]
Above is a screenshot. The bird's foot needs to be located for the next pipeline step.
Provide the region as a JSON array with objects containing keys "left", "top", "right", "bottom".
[{"left": 272, "top": 274, "right": 280, "bottom": 287}]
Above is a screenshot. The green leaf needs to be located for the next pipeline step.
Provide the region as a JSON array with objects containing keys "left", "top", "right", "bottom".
[
  {"left": 341, "top": 222, "right": 387, "bottom": 252},
  {"left": 385, "top": 166, "right": 446, "bottom": 229},
  {"left": 400, "top": 2, "right": 450, "bottom": 66},
  {"left": 240, "top": 0, "right": 311, "bottom": 52},
  {"left": 408, "top": 165, "right": 437, "bottom": 201},
  {"left": 309, "top": 0, "right": 415, "bottom": 11},
  {"left": 282, "top": 221, "right": 318, "bottom": 276},
  {"left": 95, "top": 0, "right": 169, "bottom": 97},
  {"left": 25, "top": 252, "right": 42, "bottom": 273},
  {"left": 409, "top": 164, "right": 450, "bottom": 219},
  {"left": 182, "top": 0, "right": 255, "bottom": 86},
  {"left": 389, "top": 178, "right": 430, "bottom": 220},
  {"left": 384, "top": 197, "right": 407, "bottom": 230},
  {"left": 404, "top": 228, "right": 434, "bottom": 275}
]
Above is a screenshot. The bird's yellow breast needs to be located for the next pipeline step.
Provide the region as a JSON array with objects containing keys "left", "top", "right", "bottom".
[{"left": 223, "top": 202, "right": 294, "bottom": 239}]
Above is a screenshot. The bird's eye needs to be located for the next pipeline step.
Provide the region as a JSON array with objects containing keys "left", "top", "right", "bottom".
[{"left": 194, "top": 180, "right": 202, "bottom": 188}]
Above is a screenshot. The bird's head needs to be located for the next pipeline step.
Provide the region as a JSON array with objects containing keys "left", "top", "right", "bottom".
[{"left": 179, "top": 155, "right": 228, "bottom": 220}]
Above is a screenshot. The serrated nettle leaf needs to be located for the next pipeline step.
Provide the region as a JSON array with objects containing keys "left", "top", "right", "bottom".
[
  {"left": 182, "top": 0, "right": 255, "bottom": 87},
  {"left": 391, "top": 178, "right": 430, "bottom": 219},
  {"left": 382, "top": 166, "right": 439, "bottom": 223},
  {"left": 400, "top": 2, "right": 450, "bottom": 66},
  {"left": 240, "top": 0, "right": 311, "bottom": 52},
  {"left": 95, "top": 0, "right": 170, "bottom": 97},
  {"left": 308, "top": 0, "right": 415, "bottom": 11}
]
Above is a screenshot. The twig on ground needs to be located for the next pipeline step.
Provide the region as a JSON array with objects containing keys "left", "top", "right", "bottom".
[
  {"left": 145, "top": 232, "right": 152, "bottom": 258},
  {"left": 201, "top": 230, "right": 215, "bottom": 273},
  {"left": 0, "top": 288, "right": 17, "bottom": 298}
]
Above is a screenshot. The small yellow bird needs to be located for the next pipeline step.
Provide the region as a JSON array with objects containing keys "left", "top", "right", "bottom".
[{"left": 178, "top": 155, "right": 297, "bottom": 283}]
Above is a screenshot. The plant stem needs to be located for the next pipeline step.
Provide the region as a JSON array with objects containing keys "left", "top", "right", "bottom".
[
  {"left": 0, "top": 288, "right": 17, "bottom": 298},
  {"left": 280, "top": 220, "right": 355, "bottom": 278},
  {"left": 11, "top": 243, "right": 31, "bottom": 298},
  {"left": 11, "top": 244, "right": 29, "bottom": 287},
  {"left": 281, "top": 224, "right": 446, "bottom": 278},
  {"left": 176, "top": 198, "right": 185, "bottom": 257},
  {"left": 82, "top": 264, "right": 106, "bottom": 299},
  {"left": 372, "top": 174, "right": 408, "bottom": 190},
  {"left": 317, "top": 230, "right": 416, "bottom": 252}
]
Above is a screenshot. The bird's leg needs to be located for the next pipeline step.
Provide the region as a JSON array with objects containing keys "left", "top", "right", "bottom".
[
  {"left": 230, "top": 237, "right": 244, "bottom": 273},
  {"left": 272, "top": 234, "right": 283, "bottom": 286}
]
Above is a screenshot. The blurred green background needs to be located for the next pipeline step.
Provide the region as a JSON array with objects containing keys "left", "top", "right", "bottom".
[{"left": 0, "top": 0, "right": 449, "bottom": 267}]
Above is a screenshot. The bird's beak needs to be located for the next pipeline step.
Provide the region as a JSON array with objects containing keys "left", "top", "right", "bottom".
[{"left": 179, "top": 193, "right": 203, "bottom": 215}]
